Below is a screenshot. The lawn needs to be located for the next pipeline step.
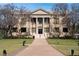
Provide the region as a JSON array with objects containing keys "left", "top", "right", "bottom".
[
  {"left": 0, "top": 39, "right": 33, "bottom": 56},
  {"left": 47, "top": 39, "right": 79, "bottom": 56}
]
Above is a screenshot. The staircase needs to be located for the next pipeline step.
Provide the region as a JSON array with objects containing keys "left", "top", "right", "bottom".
[{"left": 35, "top": 34, "right": 45, "bottom": 39}]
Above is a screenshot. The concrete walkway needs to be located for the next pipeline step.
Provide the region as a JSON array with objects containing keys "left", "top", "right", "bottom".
[{"left": 15, "top": 38, "right": 64, "bottom": 56}]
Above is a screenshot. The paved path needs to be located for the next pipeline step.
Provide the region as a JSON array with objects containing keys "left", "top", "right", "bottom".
[{"left": 15, "top": 38, "right": 64, "bottom": 56}]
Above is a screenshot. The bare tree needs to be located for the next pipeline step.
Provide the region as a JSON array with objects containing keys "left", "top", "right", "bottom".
[
  {"left": 52, "top": 3, "right": 68, "bottom": 16},
  {"left": 50, "top": 3, "right": 69, "bottom": 37},
  {"left": 0, "top": 4, "right": 18, "bottom": 38},
  {"left": 71, "top": 3, "right": 79, "bottom": 12},
  {"left": 19, "top": 6, "right": 30, "bottom": 26},
  {"left": 62, "top": 3, "right": 79, "bottom": 37}
]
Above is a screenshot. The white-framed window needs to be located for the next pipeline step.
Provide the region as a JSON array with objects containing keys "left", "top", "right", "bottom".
[
  {"left": 38, "top": 17, "right": 43, "bottom": 24},
  {"left": 31, "top": 18, "right": 36, "bottom": 24},
  {"left": 54, "top": 27, "right": 59, "bottom": 32},
  {"left": 63, "top": 27, "right": 68, "bottom": 32},
  {"left": 12, "top": 27, "right": 17, "bottom": 32},
  {"left": 54, "top": 17, "right": 59, "bottom": 24},
  {"left": 20, "top": 18, "right": 26, "bottom": 25},
  {"left": 44, "top": 28, "right": 49, "bottom": 32},
  {"left": 32, "top": 28, "right": 36, "bottom": 33},
  {"left": 44, "top": 17, "right": 49, "bottom": 24},
  {"left": 21, "top": 27, "right": 26, "bottom": 32}
]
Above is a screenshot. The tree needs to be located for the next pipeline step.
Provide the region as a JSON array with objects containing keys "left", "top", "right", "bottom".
[
  {"left": 62, "top": 3, "right": 79, "bottom": 36},
  {"left": 19, "top": 6, "right": 30, "bottom": 26},
  {"left": 0, "top": 4, "right": 18, "bottom": 38},
  {"left": 71, "top": 3, "right": 79, "bottom": 12},
  {"left": 50, "top": 3, "right": 69, "bottom": 37},
  {"left": 52, "top": 3, "right": 68, "bottom": 16}
]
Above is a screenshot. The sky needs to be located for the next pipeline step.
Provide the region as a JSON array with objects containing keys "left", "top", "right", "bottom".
[
  {"left": 0, "top": 3, "right": 71, "bottom": 11},
  {"left": 14, "top": 3, "right": 55, "bottom": 11}
]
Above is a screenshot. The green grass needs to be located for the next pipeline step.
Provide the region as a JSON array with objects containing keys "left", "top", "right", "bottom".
[
  {"left": 0, "top": 39, "right": 33, "bottom": 55},
  {"left": 47, "top": 39, "right": 79, "bottom": 56}
]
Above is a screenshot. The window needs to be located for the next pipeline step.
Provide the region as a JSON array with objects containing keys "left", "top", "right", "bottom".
[
  {"left": 21, "top": 27, "right": 26, "bottom": 32},
  {"left": 54, "top": 17, "right": 59, "bottom": 24},
  {"left": 31, "top": 18, "right": 36, "bottom": 24},
  {"left": 63, "top": 28, "right": 68, "bottom": 32},
  {"left": 38, "top": 18, "right": 43, "bottom": 24},
  {"left": 12, "top": 27, "right": 17, "bottom": 32},
  {"left": 44, "top": 28, "right": 49, "bottom": 32},
  {"left": 20, "top": 18, "right": 26, "bottom": 25},
  {"left": 54, "top": 27, "right": 59, "bottom": 32},
  {"left": 44, "top": 17, "right": 49, "bottom": 24},
  {"left": 32, "top": 28, "right": 36, "bottom": 33}
]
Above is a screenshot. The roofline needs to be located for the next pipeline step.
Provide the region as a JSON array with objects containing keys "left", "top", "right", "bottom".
[{"left": 31, "top": 9, "right": 52, "bottom": 15}]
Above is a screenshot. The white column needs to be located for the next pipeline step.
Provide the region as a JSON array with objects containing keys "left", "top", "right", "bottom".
[
  {"left": 17, "top": 18, "right": 21, "bottom": 33},
  {"left": 49, "top": 18, "right": 51, "bottom": 34},
  {"left": 26, "top": 19, "right": 28, "bottom": 33},
  {"left": 59, "top": 17, "right": 63, "bottom": 37},
  {"left": 36, "top": 17, "right": 38, "bottom": 34},
  {"left": 29, "top": 18, "right": 31, "bottom": 35},
  {"left": 43, "top": 18, "right": 44, "bottom": 34}
]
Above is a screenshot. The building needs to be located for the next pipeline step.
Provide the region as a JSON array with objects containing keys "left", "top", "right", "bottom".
[{"left": 12, "top": 9, "right": 70, "bottom": 39}]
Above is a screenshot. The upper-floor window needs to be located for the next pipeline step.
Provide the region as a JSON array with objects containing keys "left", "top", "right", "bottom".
[
  {"left": 20, "top": 18, "right": 26, "bottom": 25},
  {"left": 31, "top": 18, "right": 36, "bottom": 24},
  {"left": 38, "top": 18, "right": 43, "bottom": 24},
  {"left": 53, "top": 17, "right": 59, "bottom": 24},
  {"left": 44, "top": 17, "right": 49, "bottom": 24}
]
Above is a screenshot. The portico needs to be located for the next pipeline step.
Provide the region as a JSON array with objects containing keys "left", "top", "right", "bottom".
[
  {"left": 29, "top": 9, "right": 51, "bottom": 38},
  {"left": 31, "top": 17, "right": 50, "bottom": 38}
]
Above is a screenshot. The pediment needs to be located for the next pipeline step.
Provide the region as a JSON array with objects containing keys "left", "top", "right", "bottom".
[{"left": 31, "top": 9, "right": 50, "bottom": 15}]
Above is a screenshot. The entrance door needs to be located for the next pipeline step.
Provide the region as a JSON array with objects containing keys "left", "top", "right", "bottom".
[{"left": 38, "top": 29, "right": 43, "bottom": 34}]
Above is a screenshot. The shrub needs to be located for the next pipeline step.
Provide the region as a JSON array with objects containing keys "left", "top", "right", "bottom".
[
  {"left": 47, "top": 36, "right": 59, "bottom": 39},
  {"left": 59, "top": 36, "right": 74, "bottom": 39},
  {"left": 0, "top": 31, "right": 4, "bottom": 39},
  {"left": 3, "top": 35, "right": 33, "bottom": 39},
  {"left": 48, "top": 35, "right": 74, "bottom": 39}
]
